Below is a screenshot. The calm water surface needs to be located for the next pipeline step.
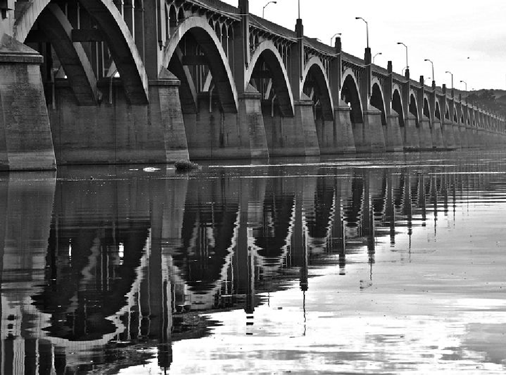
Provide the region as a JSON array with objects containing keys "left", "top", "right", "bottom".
[{"left": 2, "top": 150, "right": 506, "bottom": 374}]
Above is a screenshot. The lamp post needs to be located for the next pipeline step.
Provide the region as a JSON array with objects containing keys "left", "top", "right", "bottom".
[
  {"left": 355, "top": 17, "right": 369, "bottom": 48},
  {"left": 397, "top": 42, "right": 408, "bottom": 71},
  {"left": 445, "top": 71, "right": 453, "bottom": 90},
  {"left": 460, "top": 80, "right": 467, "bottom": 91},
  {"left": 373, "top": 52, "right": 382, "bottom": 64},
  {"left": 424, "top": 58, "right": 434, "bottom": 84},
  {"left": 262, "top": 1, "right": 277, "bottom": 18},
  {"left": 330, "top": 32, "right": 341, "bottom": 46}
]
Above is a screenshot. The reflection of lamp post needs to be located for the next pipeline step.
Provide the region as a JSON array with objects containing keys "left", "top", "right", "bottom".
[
  {"left": 262, "top": 0, "right": 277, "bottom": 18},
  {"left": 397, "top": 42, "right": 408, "bottom": 71},
  {"left": 330, "top": 32, "right": 341, "bottom": 46},
  {"left": 373, "top": 52, "right": 382, "bottom": 64},
  {"left": 355, "top": 17, "right": 369, "bottom": 48},
  {"left": 424, "top": 58, "right": 434, "bottom": 83}
]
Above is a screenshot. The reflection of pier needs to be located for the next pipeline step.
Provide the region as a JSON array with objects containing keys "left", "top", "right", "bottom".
[{"left": 1, "top": 156, "right": 505, "bottom": 373}]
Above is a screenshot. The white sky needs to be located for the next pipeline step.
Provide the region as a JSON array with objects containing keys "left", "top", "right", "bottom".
[{"left": 221, "top": 0, "right": 506, "bottom": 90}]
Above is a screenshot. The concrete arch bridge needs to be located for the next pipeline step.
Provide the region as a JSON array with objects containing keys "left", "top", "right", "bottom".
[{"left": 0, "top": 0, "right": 504, "bottom": 169}]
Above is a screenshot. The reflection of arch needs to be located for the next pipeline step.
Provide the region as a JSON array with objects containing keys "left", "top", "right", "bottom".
[
  {"left": 32, "top": 223, "right": 150, "bottom": 343},
  {"left": 302, "top": 57, "right": 333, "bottom": 120},
  {"left": 37, "top": 4, "right": 98, "bottom": 105},
  {"left": 253, "top": 192, "right": 295, "bottom": 270},
  {"left": 246, "top": 40, "right": 295, "bottom": 117},
  {"left": 162, "top": 16, "right": 239, "bottom": 113},
  {"left": 370, "top": 80, "right": 387, "bottom": 125},
  {"left": 392, "top": 88, "right": 404, "bottom": 127},
  {"left": 341, "top": 71, "right": 363, "bottom": 123}
]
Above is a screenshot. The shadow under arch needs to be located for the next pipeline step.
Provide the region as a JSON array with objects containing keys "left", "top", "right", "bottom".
[
  {"left": 341, "top": 71, "right": 363, "bottom": 124},
  {"left": 246, "top": 40, "right": 295, "bottom": 117},
  {"left": 392, "top": 87, "right": 405, "bottom": 127},
  {"left": 302, "top": 56, "right": 334, "bottom": 121},
  {"left": 423, "top": 96, "right": 431, "bottom": 127},
  {"left": 161, "top": 16, "right": 238, "bottom": 113},
  {"left": 409, "top": 93, "right": 419, "bottom": 127},
  {"left": 370, "top": 80, "right": 387, "bottom": 125},
  {"left": 435, "top": 102, "right": 441, "bottom": 121}
]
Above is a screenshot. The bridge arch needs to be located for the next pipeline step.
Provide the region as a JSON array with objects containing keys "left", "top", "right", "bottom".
[
  {"left": 162, "top": 16, "right": 239, "bottom": 113},
  {"left": 341, "top": 69, "right": 363, "bottom": 124},
  {"left": 35, "top": 4, "right": 98, "bottom": 106},
  {"left": 246, "top": 40, "right": 295, "bottom": 117},
  {"left": 301, "top": 56, "right": 333, "bottom": 120},
  {"left": 14, "top": 0, "right": 149, "bottom": 105},
  {"left": 370, "top": 78, "right": 387, "bottom": 125},
  {"left": 422, "top": 97, "right": 431, "bottom": 121}
]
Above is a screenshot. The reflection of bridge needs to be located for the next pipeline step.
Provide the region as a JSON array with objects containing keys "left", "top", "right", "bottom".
[
  {"left": 1, "top": 1, "right": 505, "bottom": 170},
  {"left": 1, "top": 159, "right": 505, "bottom": 373}
]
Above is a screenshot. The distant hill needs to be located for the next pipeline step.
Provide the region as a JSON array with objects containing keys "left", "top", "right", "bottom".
[{"left": 463, "top": 89, "right": 506, "bottom": 118}]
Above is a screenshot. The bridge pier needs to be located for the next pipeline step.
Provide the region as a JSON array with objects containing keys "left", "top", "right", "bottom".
[
  {"left": 333, "top": 106, "right": 357, "bottom": 153},
  {"left": 404, "top": 114, "right": 420, "bottom": 151},
  {"left": 238, "top": 88, "right": 269, "bottom": 160},
  {"left": 354, "top": 109, "right": 386, "bottom": 153},
  {"left": 385, "top": 113, "right": 404, "bottom": 152},
  {"left": 418, "top": 116, "right": 433, "bottom": 150},
  {"left": 431, "top": 120, "right": 445, "bottom": 149},
  {"left": 263, "top": 98, "right": 320, "bottom": 157},
  {"left": 0, "top": 35, "right": 56, "bottom": 170},
  {"left": 442, "top": 121, "right": 457, "bottom": 150},
  {"left": 295, "top": 98, "right": 320, "bottom": 156}
]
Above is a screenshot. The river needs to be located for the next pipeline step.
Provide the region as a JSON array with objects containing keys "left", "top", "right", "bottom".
[{"left": 1, "top": 149, "right": 506, "bottom": 374}]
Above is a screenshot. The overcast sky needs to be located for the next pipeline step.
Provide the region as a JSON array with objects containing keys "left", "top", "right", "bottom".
[{"left": 221, "top": 0, "right": 506, "bottom": 91}]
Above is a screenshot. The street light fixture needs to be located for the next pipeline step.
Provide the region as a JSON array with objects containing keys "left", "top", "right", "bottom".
[
  {"left": 424, "top": 58, "right": 434, "bottom": 83},
  {"left": 262, "top": 1, "right": 277, "bottom": 18},
  {"left": 397, "top": 42, "right": 408, "bottom": 70},
  {"left": 373, "top": 52, "right": 382, "bottom": 64},
  {"left": 330, "top": 32, "right": 341, "bottom": 46},
  {"left": 460, "top": 80, "right": 468, "bottom": 91},
  {"left": 355, "top": 17, "right": 369, "bottom": 48}
]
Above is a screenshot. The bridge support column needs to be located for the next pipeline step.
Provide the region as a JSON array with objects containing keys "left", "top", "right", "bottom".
[
  {"left": 418, "top": 117, "right": 433, "bottom": 150},
  {"left": 0, "top": 35, "right": 56, "bottom": 170},
  {"left": 442, "top": 121, "right": 457, "bottom": 150},
  {"left": 295, "top": 97, "right": 320, "bottom": 156},
  {"left": 315, "top": 116, "right": 337, "bottom": 155},
  {"left": 238, "top": 86, "right": 269, "bottom": 159},
  {"left": 264, "top": 97, "right": 319, "bottom": 157},
  {"left": 431, "top": 121, "right": 445, "bottom": 149},
  {"left": 385, "top": 113, "right": 404, "bottom": 152},
  {"left": 456, "top": 125, "right": 466, "bottom": 148},
  {"left": 333, "top": 106, "right": 356, "bottom": 153},
  {"left": 404, "top": 114, "right": 420, "bottom": 151},
  {"left": 354, "top": 109, "right": 385, "bottom": 153},
  {"left": 150, "top": 70, "right": 190, "bottom": 162}
]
